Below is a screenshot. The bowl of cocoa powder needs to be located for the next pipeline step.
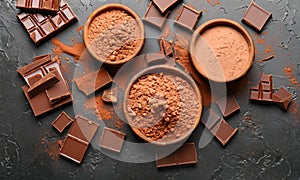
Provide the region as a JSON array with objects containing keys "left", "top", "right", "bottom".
[
  {"left": 123, "top": 65, "right": 202, "bottom": 146},
  {"left": 190, "top": 18, "right": 255, "bottom": 82},
  {"left": 83, "top": 4, "right": 145, "bottom": 65}
]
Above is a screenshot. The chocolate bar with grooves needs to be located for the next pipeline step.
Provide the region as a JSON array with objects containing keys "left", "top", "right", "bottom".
[{"left": 16, "top": 0, "right": 60, "bottom": 14}]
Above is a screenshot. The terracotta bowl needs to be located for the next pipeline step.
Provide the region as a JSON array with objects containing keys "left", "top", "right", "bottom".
[
  {"left": 83, "top": 4, "right": 145, "bottom": 66},
  {"left": 190, "top": 18, "right": 255, "bottom": 83},
  {"left": 123, "top": 65, "right": 203, "bottom": 146}
]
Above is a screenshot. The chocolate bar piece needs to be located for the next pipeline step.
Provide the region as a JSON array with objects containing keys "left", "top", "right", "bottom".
[
  {"left": 250, "top": 74, "right": 274, "bottom": 102},
  {"left": 44, "top": 62, "right": 71, "bottom": 104},
  {"left": 175, "top": 4, "right": 202, "bottom": 30},
  {"left": 144, "top": 2, "right": 170, "bottom": 29},
  {"left": 16, "top": 0, "right": 60, "bottom": 14},
  {"left": 24, "top": 68, "right": 44, "bottom": 86},
  {"left": 17, "top": 54, "right": 51, "bottom": 76},
  {"left": 52, "top": 111, "right": 73, "bottom": 133},
  {"left": 211, "top": 119, "right": 238, "bottom": 146},
  {"left": 156, "top": 143, "right": 197, "bottom": 168},
  {"left": 272, "top": 87, "right": 293, "bottom": 111},
  {"left": 74, "top": 69, "right": 113, "bottom": 96},
  {"left": 146, "top": 52, "right": 167, "bottom": 65},
  {"left": 159, "top": 38, "right": 173, "bottom": 57},
  {"left": 152, "top": 0, "right": 181, "bottom": 14},
  {"left": 68, "top": 115, "right": 99, "bottom": 143},
  {"left": 201, "top": 108, "right": 221, "bottom": 130},
  {"left": 60, "top": 135, "right": 89, "bottom": 164},
  {"left": 216, "top": 94, "right": 240, "bottom": 118},
  {"left": 102, "top": 87, "right": 118, "bottom": 103},
  {"left": 242, "top": 1, "right": 272, "bottom": 32},
  {"left": 22, "top": 85, "right": 72, "bottom": 116},
  {"left": 17, "top": 0, "right": 78, "bottom": 45},
  {"left": 99, "top": 127, "right": 126, "bottom": 153},
  {"left": 27, "top": 71, "right": 59, "bottom": 98}
]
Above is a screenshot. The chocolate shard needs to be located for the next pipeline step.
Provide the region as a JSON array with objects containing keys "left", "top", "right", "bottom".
[
  {"left": 159, "top": 38, "right": 173, "bottom": 57},
  {"left": 152, "top": 0, "right": 181, "bottom": 14},
  {"left": 272, "top": 87, "right": 293, "bottom": 111},
  {"left": 27, "top": 72, "right": 60, "bottom": 98},
  {"left": 175, "top": 4, "right": 202, "bottom": 30},
  {"left": 74, "top": 68, "right": 113, "bottom": 96},
  {"left": 242, "top": 1, "right": 272, "bottom": 32},
  {"left": 99, "top": 127, "right": 126, "bottom": 153},
  {"left": 216, "top": 94, "right": 240, "bottom": 118},
  {"left": 144, "top": 2, "right": 170, "bottom": 29},
  {"left": 16, "top": 0, "right": 60, "bottom": 14},
  {"left": 250, "top": 74, "right": 274, "bottom": 102},
  {"left": 102, "top": 87, "right": 118, "bottom": 103},
  {"left": 201, "top": 108, "right": 222, "bottom": 130},
  {"left": 52, "top": 111, "right": 74, "bottom": 133},
  {"left": 211, "top": 119, "right": 238, "bottom": 146},
  {"left": 146, "top": 52, "right": 167, "bottom": 66},
  {"left": 156, "top": 143, "right": 197, "bottom": 168},
  {"left": 17, "top": 54, "right": 51, "bottom": 76}
]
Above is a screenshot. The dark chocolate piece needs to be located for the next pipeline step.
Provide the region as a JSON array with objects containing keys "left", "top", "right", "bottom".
[
  {"left": 144, "top": 2, "right": 170, "bottom": 29},
  {"left": 156, "top": 143, "right": 197, "bottom": 168},
  {"left": 242, "top": 1, "right": 272, "bottom": 32},
  {"left": 17, "top": 54, "right": 51, "bottom": 76},
  {"left": 250, "top": 74, "right": 274, "bottom": 102},
  {"left": 74, "top": 69, "right": 113, "bottom": 96},
  {"left": 216, "top": 94, "right": 240, "bottom": 118},
  {"left": 175, "top": 4, "right": 202, "bottom": 30},
  {"left": 17, "top": 0, "right": 78, "bottom": 45},
  {"left": 102, "top": 87, "right": 118, "bottom": 103},
  {"left": 146, "top": 52, "right": 167, "bottom": 65},
  {"left": 52, "top": 111, "right": 74, "bottom": 133},
  {"left": 22, "top": 85, "right": 72, "bottom": 116},
  {"left": 210, "top": 119, "right": 238, "bottom": 146},
  {"left": 99, "top": 127, "right": 126, "bottom": 153},
  {"left": 60, "top": 135, "right": 89, "bottom": 164},
  {"left": 201, "top": 108, "right": 221, "bottom": 130},
  {"left": 68, "top": 115, "right": 99, "bottom": 143},
  {"left": 159, "top": 38, "right": 173, "bottom": 57},
  {"left": 27, "top": 72, "right": 59, "bottom": 98},
  {"left": 272, "top": 87, "right": 293, "bottom": 111},
  {"left": 44, "top": 62, "right": 71, "bottom": 104},
  {"left": 152, "top": 0, "right": 180, "bottom": 14},
  {"left": 16, "top": 0, "right": 60, "bottom": 14}
]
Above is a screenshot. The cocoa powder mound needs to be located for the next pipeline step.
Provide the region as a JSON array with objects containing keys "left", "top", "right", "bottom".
[
  {"left": 127, "top": 73, "right": 199, "bottom": 142},
  {"left": 87, "top": 10, "right": 142, "bottom": 61}
]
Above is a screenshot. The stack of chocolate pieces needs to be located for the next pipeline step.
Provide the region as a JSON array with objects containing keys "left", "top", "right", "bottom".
[
  {"left": 16, "top": 0, "right": 78, "bottom": 45},
  {"left": 17, "top": 54, "right": 72, "bottom": 116},
  {"left": 250, "top": 74, "right": 293, "bottom": 111}
]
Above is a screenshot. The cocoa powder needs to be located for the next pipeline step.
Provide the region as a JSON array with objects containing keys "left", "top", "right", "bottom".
[
  {"left": 87, "top": 10, "right": 142, "bottom": 61},
  {"left": 127, "top": 73, "right": 199, "bottom": 142}
]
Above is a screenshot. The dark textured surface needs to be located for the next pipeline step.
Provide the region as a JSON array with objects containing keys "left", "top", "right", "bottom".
[{"left": 0, "top": 0, "right": 300, "bottom": 179}]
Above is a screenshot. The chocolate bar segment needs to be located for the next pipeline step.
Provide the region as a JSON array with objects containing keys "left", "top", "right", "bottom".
[
  {"left": 272, "top": 87, "right": 293, "bottom": 111},
  {"left": 146, "top": 52, "right": 167, "bottom": 66},
  {"left": 102, "top": 87, "right": 118, "bottom": 103},
  {"left": 175, "top": 4, "right": 202, "bottom": 30},
  {"left": 52, "top": 111, "right": 74, "bottom": 133},
  {"left": 16, "top": 0, "right": 60, "bottom": 14},
  {"left": 17, "top": 54, "right": 51, "bottom": 76},
  {"left": 152, "top": 0, "right": 181, "bottom": 14},
  {"left": 144, "top": 2, "right": 170, "bottom": 29},
  {"left": 27, "top": 71, "right": 59, "bottom": 98},
  {"left": 250, "top": 74, "right": 274, "bottom": 102},
  {"left": 17, "top": 1, "right": 78, "bottom": 45},
  {"left": 242, "top": 1, "right": 272, "bottom": 32},
  {"left": 74, "top": 69, "right": 113, "bottom": 96},
  {"left": 201, "top": 108, "right": 221, "bottom": 130},
  {"left": 211, "top": 119, "right": 238, "bottom": 146},
  {"left": 159, "top": 38, "right": 173, "bottom": 57},
  {"left": 24, "top": 68, "right": 44, "bottom": 86},
  {"left": 99, "top": 127, "right": 126, "bottom": 153},
  {"left": 216, "top": 94, "right": 240, "bottom": 118}
]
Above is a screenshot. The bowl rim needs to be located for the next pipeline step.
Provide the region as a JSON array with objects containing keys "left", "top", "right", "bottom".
[
  {"left": 189, "top": 18, "right": 255, "bottom": 83},
  {"left": 123, "top": 65, "right": 203, "bottom": 146},
  {"left": 83, "top": 4, "right": 145, "bottom": 66}
]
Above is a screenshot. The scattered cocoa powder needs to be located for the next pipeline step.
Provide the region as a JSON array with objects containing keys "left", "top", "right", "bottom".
[
  {"left": 77, "top": 25, "right": 83, "bottom": 32},
  {"left": 87, "top": 10, "right": 142, "bottom": 61},
  {"left": 84, "top": 96, "right": 114, "bottom": 120},
  {"left": 52, "top": 38, "right": 86, "bottom": 62},
  {"left": 284, "top": 67, "right": 298, "bottom": 85},
  {"left": 127, "top": 73, "right": 199, "bottom": 142},
  {"left": 207, "top": 0, "right": 220, "bottom": 7}
]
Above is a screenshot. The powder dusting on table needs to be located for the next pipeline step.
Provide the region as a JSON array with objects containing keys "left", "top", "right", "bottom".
[{"left": 52, "top": 38, "right": 86, "bottom": 62}]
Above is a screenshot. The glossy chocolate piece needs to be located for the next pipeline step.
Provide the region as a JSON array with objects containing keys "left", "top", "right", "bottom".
[
  {"left": 159, "top": 38, "right": 173, "bottom": 57},
  {"left": 242, "top": 1, "right": 272, "bottom": 32},
  {"left": 146, "top": 52, "right": 167, "bottom": 65},
  {"left": 211, "top": 119, "right": 238, "bottom": 146},
  {"left": 60, "top": 135, "right": 89, "bottom": 164},
  {"left": 16, "top": 0, "right": 60, "bottom": 14},
  {"left": 216, "top": 94, "right": 240, "bottom": 118},
  {"left": 144, "top": 2, "right": 170, "bottom": 29},
  {"left": 68, "top": 115, "right": 99, "bottom": 143},
  {"left": 22, "top": 85, "right": 72, "bottom": 116},
  {"left": 52, "top": 111, "right": 73, "bottom": 133},
  {"left": 27, "top": 71, "right": 59, "bottom": 98},
  {"left": 17, "top": 0, "right": 78, "bottom": 45},
  {"left": 201, "top": 108, "right": 221, "bottom": 130},
  {"left": 74, "top": 68, "right": 113, "bottom": 96},
  {"left": 175, "top": 4, "right": 202, "bottom": 30},
  {"left": 250, "top": 74, "right": 274, "bottom": 102},
  {"left": 272, "top": 87, "right": 293, "bottom": 111},
  {"left": 152, "top": 0, "right": 181, "bottom": 14},
  {"left": 156, "top": 143, "right": 197, "bottom": 168},
  {"left": 99, "top": 127, "right": 126, "bottom": 153},
  {"left": 24, "top": 68, "right": 44, "bottom": 86},
  {"left": 102, "top": 87, "right": 118, "bottom": 103},
  {"left": 17, "top": 54, "right": 51, "bottom": 76}
]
